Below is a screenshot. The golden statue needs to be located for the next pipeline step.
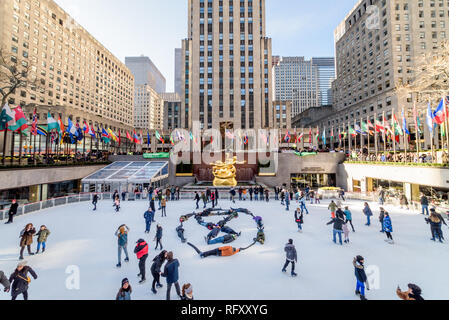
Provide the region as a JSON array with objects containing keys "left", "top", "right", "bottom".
[{"left": 210, "top": 155, "right": 245, "bottom": 187}]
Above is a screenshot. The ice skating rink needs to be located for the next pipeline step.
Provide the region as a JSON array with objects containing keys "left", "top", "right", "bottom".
[{"left": 0, "top": 198, "right": 447, "bottom": 300}]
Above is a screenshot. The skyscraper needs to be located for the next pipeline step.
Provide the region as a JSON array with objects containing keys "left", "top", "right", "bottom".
[
  {"left": 125, "top": 56, "right": 166, "bottom": 93},
  {"left": 311, "top": 57, "right": 335, "bottom": 106},
  {"left": 174, "top": 48, "right": 183, "bottom": 97},
  {"left": 181, "top": 0, "right": 273, "bottom": 130}
]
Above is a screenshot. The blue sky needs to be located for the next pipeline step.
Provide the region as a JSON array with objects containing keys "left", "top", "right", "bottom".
[{"left": 55, "top": 0, "right": 357, "bottom": 92}]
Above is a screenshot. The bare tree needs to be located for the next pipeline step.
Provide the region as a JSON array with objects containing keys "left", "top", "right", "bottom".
[{"left": 0, "top": 47, "right": 43, "bottom": 107}]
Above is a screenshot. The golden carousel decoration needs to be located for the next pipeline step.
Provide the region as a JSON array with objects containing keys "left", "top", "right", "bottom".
[{"left": 210, "top": 155, "right": 246, "bottom": 187}]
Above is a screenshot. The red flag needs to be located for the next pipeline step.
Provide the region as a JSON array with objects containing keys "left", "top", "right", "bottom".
[
  {"left": 118, "top": 130, "right": 121, "bottom": 146},
  {"left": 126, "top": 131, "right": 133, "bottom": 141},
  {"left": 31, "top": 108, "right": 37, "bottom": 136},
  {"left": 309, "top": 127, "right": 312, "bottom": 144}
]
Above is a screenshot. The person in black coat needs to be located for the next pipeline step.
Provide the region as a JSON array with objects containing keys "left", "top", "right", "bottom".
[
  {"left": 150, "top": 251, "right": 167, "bottom": 294},
  {"left": 194, "top": 192, "right": 200, "bottom": 210},
  {"left": 353, "top": 256, "right": 369, "bottom": 300},
  {"left": 5, "top": 200, "right": 19, "bottom": 224},
  {"left": 92, "top": 194, "right": 99, "bottom": 211},
  {"left": 176, "top": 223, "right": 187, "bottom": 243},
  {"left": 160, "top": 252, "right": 181, "bottom": 301},
  {"left": 149, "top": 198, "right": 156, "bottom": 221},
  {"left": 9, "top": 262, "right": 38, "bottom": 300},
  {"left": 214, "top": 188, "right": 219, "bottom": 207},
  {"left": 326, "top": 216, "right": 345, "bottom": 245},
  {"left": 154, "top": 224, "right": 163, "bottom": 250}
]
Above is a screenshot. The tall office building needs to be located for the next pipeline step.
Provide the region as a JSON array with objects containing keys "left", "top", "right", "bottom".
[
  {"left": 181, "top": 0, "right": 273, "bottom": 130},
  {"left": 311, "top": 57, "right": 335, "bottom": 106},
  {"left": 174, "top": 48, "right": 183, "bottom": 97},
  {"left": 134, "top": 84, "right": 163, "bottom": 131},
  {"left": 161, "top": 93, "right": 181, "bottom": 130},
  {"left": 0, "top": 0, "right": 134, "bottom": 132},
  {"left": 327, "top": 0, "right": 449, "bottom": 145},
  {"left": 125, "top": 56, "right": 166, "bottom": 93},
  {"left": 273, "top": 56, "right": 319, "bottom": 117}
]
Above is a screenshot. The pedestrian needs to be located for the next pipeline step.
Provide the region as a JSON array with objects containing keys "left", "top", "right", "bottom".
[
  {"left": 114, "top": 197, "right": 120, "bottom": 213},
  {"left": 5, "top": 199, "right": 19, "bottom": 224},
  {"left": 343, "top": 222, "right": 350, "bottom": 243},
  {"left": 150, "top": 250, "right": 167, "bottom": 294},
  {"left": 378, "top": 188, "right": 385, "bottom": 205},
  {"left": 154, "top": 224, "right": 163, "bottom": 250},
  {"left": 353, "top": 256, "right": 369, "bottom": 300},
  {"left": 420, "top": 194, "right": 429, "bottom": 216},
  {"left": 363, "top": 202, "right": 373, "bottom": 226},
  {"left": 294, "top": 208, "right": 304, "bottom": 233},
  {"left": 144, "top": 208, "right": 154, "bottom": 234},
  {"left": 328, "top": 200, "right": 337, "bottom": 219},
  {"left": 35, "top": 225, "right": 51, "bottom": 254},
  {"left": 116, "top": 278, "right": 132, "bottom": 300},
  {"left": 9, "top": 261, "right": 38, "bottom": 300},
  {"left": 194, "top": 192, "right": 200, "bottom": 210},
  {"left": 383, "top": 212, "right": 394, "bottom": 244},
  {"left": 260, "top": 186, "right": 265, "bottom": 201},
  {"left": 115, "top": 224, "right": 130, "bottom": 268},
  {"left": 19, "top": 223, "right": 36, "bottom": 260},
  {"left": 112, "top": 190, "right": 119, "bottom": 204},
  {"left": 206, "top": 188, "right": 211, "bottom": 203},
  {"left": 134, "top": 239, "right": 149, "bottom": 284},
  {"left": 238, "top": 187, "right": 243, "bottom": 201},
  {"left": 299, "top": 196, "right": 309, "bottom": 215},
  {"left": 92, "top": 194, "right": 98, "bottom": 211},
  {"left": 426, "top": 208, "right": 447, "bottom": 242},
  {"left": 344, "top": 206, "right": 355, "bottom": 232},
  {"left": 176, "top": 187, "right": 180, "bottom": 201},
  {"left": 379, "top": 207, "right": 386, "bottom": 233},
  {"left": 397, "top": 284, "right": 424, "bottom": 301},
  {"left": 181, "top": 283, "right": 194, "bottom": 300},
  {"left": 254, "top": 187, "right": 259, "bottom": 201},
  {"left": 160, "top": 251, "right": 181, "bottom": 300},
  {"left": 161, "top": 196, "right": 167, "bottom": 217},
  {"left": 201, "top": 192, "right": 207, "bottom": 208},
  {"left": 121, "top": 191, "right": 126, "bottom": 201},
  {"left": 150, "top": 197, "right": 156, "bottom": 215},
  {"left": 274, "top": 186, "right": 279, "bottom": 201},
  {"left": 326, "top": 214, "right": 345, "bottom": 245},
  {"left": 281, "top": 239, "right": 298, "bottom": 277},
  {"left": 285, "top": 190, "right": 290, "bottom": 211}
]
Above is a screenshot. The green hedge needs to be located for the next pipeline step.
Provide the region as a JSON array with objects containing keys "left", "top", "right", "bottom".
[{"left": 346, "top": 161, "right": 449, "bottom": 168}]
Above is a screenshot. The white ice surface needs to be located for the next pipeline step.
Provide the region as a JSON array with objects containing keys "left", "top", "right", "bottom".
[{"left": 0, "top": 197, "right": 448, "bottom": 300}]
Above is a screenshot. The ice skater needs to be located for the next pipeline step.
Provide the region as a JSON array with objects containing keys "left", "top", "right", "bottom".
[
  {"left": 5, "top": 199, "right": 19, "bottom": 224},
  {"left": 150, "top": 251, "right": 167, "bottom": 294},
  {"left": 397, "top": 284, "right": 424, "bottom": 300},
  {"left": 35, "top": 225, "right": 50, "bottom": 254},
  {"left": 344, "top": 206, "right": 355, "bottom": 232},
  {"left": 92, "top": 194, "right": 98, "bottom": 211},
  {"left": 194, "top": 192, "right": 200, "bottom": 210},
  {"left": 160, "top": 252, "right": 181, "bottom": 301},
  {"left": 19, "top": 223, "right": 36, "bottom": 260},
  {"left": 144, "top": 208, "right": 154, "bottom": 234},
  {"left": 343, "top": 221, "right": 350, "bottom": 243},
  {"left": 282, "top": 239, "right": 298, "bottom": 277},
  {"left": 115, "top": 224, "right": 130, "bottom": 268},
  {"left": 161, "top": 196, "right": 167, "bottom": 217},
  {"left": 154, "top": 224, "right": 163, "bottom": 250},
  {"left": 326, "top": 215, "right": 345, "bottom": 245},
  {"left": 425, "top": 209, "right": 447, "bottom": 242},
  {"left": 328, "top": 200, "right": 337, "bottom": 219},
  {"left": 134, "top": 239, "right": 149, "bottom": 284},
  {"left": 299, "top": 196, "right": 309, "bottom": 215},
  {"left": 383, "top": 212, "right": 394, "bottom": 244},
  {"left": 9, "top": 261, "right": 38, "bottom": 300},
  {"left": 114, "top": 197, "right": 120, "bottom": 213},
  {"left": 294, "top": 208, "right": 304, "bottom": 233},
  {"left": 116, "top": 278, "right": 132, "bottom": 300},
  {"left": 353, "top": 256, "right": 369, "bottom": 300},
  {"left": 363, "top": 202, "right": 373, "bottom": 226}
]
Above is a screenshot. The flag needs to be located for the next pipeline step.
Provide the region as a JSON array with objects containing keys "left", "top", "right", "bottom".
[
  {"left": 36, "top": 125, "right": 47, "bottom": 136},
  {"left": 155, "top": 130, "right": 164, "bottom": 143},
  {"left": 107, "top": 128, "right": 118, "bottom": 142},
  {"left": 367, "top": 120, "right": 375, "bottom": 136},
  {"left": 57, "top": 116, "right": 64, "bottom": 135},
  {"left": 133, "top": 130, "right": 140, "bottom": 144},
  {"left": 243, "top": 135, "right": 248, "bottom": 145},
  {"left": 67, "top": 118, "right": 78, "bottom": 137},
  {"left": 308, "top": 127, "right": 312, "bottom": 144},
  {"left": 0, "top": 103, "right": 15, "bottom": 131},
  {"left": 375, "top": 120, "right": 384, "bottom": 133},
  {"left": 47, "top": 113, "right": 59, "bottom": 132},
  {"left": 101, "top": 128, "right": 111, "bottom": 144},
  {"left": 30, "top": 108, "right": 38, "bottom": 136},
  {"left": 88, "top": 125, "right": 96, "bottom": 140},
  {"left": 433, "top": 98, "right": 446, "bottom": 125},
  {"left": 413, "top": 106, "right": 421, "bottom": 134},
  {"left": 401, "top": 109, "right": 410, "bottom": 135},
  {"left": 147, "top": 131, "right": 151, "bottom": 147},
  {"left": 8, "top": 106, "right": 29, "bottom": 134},
  {"left": 392, "top": 114, "right": 403, "bottom": 136},
  {"left": 126, "top": 131, "right": 133, "bottom": 141},
  {"left": 297, "top": 132, "right": 304, "bottom": 143},
  {"left": 315, "top": 126, "right": 320, "bottom": 142},
  {"left": 348, "top": 126, "right": 357, "bottom": 137},
  {"left": 283, "top": 131, "right": 291, "bottom": 143},
  {"left": 426, "top": 103, "right": 434, "bottom": 134},
  {"left": 83, "top": 121, "right": 88, "bottom": 133},
  {"left": 75, "top": 122, "right": 83, "bottom": 141},
  {"left": 331, "top": 127, "right": 334, "bottom": 141},
  {"left": 322, "top": 128, "right": 326, "bottom": 145},
  {"left": 355, "top": 124, "right": 362, "bottom": 134},
  {"left": 118, "top": 130, "right": 121, "bottom": 147},
  {"left": 170, "top": 134, "right": 175, "bottom": 146}
]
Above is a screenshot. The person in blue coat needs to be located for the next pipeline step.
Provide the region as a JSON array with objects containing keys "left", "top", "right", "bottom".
[
  {"left": 299, "top": 196, "right": 309, "bottom": 215},
  {"left": 353, "top": 256, "right": 369, "bottom": 300},
  {"left": 383, "top": 212, "right": 394, "bottom": 244},
  {"left": 344, "top": 206, "right": 355, "bottom": 232},
  {"left": 115, "top": 225, "right": 130, "bottom": 268},
  {"left": 160, "top": 252, "right": 181, "bottom": 300},
  {"left": 207, "top": 234, "right": 238, "bottom": 245},
  {"left": 363, "top": 203, "right": 373, "bottom": 226},
  {"left": 144, "top": 208, "right": 154, "bottom": 234},
  {"left": 285, "top": 191, "right": 291, "bottom": 211},
  {"left": 116, "top": 278, "right": 132, "bottom": 300}
]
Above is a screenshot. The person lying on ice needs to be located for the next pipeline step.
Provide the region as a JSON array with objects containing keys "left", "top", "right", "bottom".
[
  {"left": 206, "top": 226, "right": 222, "bottom": 242},
  {"left": 254, "top": 228, "right": 265, "bottom": 245},
  {"left": 220, "top": 226, "right": 241, "bottom": 236},
  {"left": 176, "top": 224, "right": 187, "bottom": 243},
  {"left": 187, "top": 242, "right": 255, "bottom": 258},
  {"left": 206, "top": 234, "right": 238, "bottom": 245}
]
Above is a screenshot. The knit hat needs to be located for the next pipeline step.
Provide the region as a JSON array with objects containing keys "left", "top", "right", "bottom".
[
  {"left": 122, "top": 278, "right": 129, "bottom": 286},
  {"left": 17, "top": 261, "right": 27, "bottom": 268},
  {"left": 408, "top": 284, "right": 422, "bottom": 296}
]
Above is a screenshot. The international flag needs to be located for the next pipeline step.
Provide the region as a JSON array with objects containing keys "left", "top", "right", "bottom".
[
  {"left": 309, "top": 127, "right": 312, "bottom": 144},
  {"left": 170, "top": 134, "right": 175, "bottom": 146},
  {"left": 57, "top": 116, "right": 65, "bottom": 135},
  {"left": 355, "top": 124, "right": 362, "bottom": 134},
  {"left": 126, "top": 131, "right": 133, "bottom": 141},
  {"left": 392, "top": 114, "right": 403, "bottom": 136},
  {"left": 297, "top": 132, "right": 304, "bottom": 143},
  {"left": 102, "top": 128, "right": 111, "bottom": 144},
  {"left": 315, "top": 126, "right": 320, "bottom": 142},
  {"left": 155, "top": 130, "right": 164, "bottom": 143},
  {"left": 47, "top": 113, "right": 60, "bottom": 132},
  {"left": 433, "top": 98, "right": 447, "bottom": 125},
  {"left": 322, "top": 128, "right": 326, "bottom": 145},
  {"left": 88, "top": 125, "right": 96, "bottom": 140},
  {"left": 283, "top": 131, "right": 291, "bottom": 143},
  {"left": 8, "top": 106, "right": 29, "bottom": 134},
  {"left": 133, "top": 130, "right": 140, "bottom": 144},
  {"left": 67, "top": 118, "right": 78, "bottom": 137},
  {"left": 427, "top": 103, "right": 434, "bottom": 134},
  {"left": 107, "top": 128, "right": 118, "bottom": 142},
  {"left": 401, "top": 109, "right": 410, "bottom": 135},
  {"left": 30, "top": 108, "right": 38, "bottom": 136},
  {"left": 243, "top": 135, "right": 248, "bottom": 145},
  {"left": 0, "top": 103, "right": 15, "bottom": 131},
  {"left": 375, "top": 120, "right": 385, "bottom": 133},
  {"left": 367, "top": 120, "right": 375, "bottom": 136},
  {"left": 348, "top": 126, "right": 357, "bottom": 137},
  {"left": 83, "top": 121, "right": 89, "bottom": 133},
  {"left": 147, "top": 131, "right": 151, "bottom": 147},
  {"left": 36, "top": 125, "right": 48, "bottom": 136},
  {"left": 75, "top": 122, "right": 83, "bottom": 141}
]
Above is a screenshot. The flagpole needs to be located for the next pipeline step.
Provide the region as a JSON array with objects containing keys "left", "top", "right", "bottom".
[
  {"left": 2, "top": 126, "right": 7, "bottom": 166},
  {"left": 403, "top": 107, "right": 407, "bottom": 163},
  {"left": 444, "top": 95, "right": 449, "bottom": 151}
]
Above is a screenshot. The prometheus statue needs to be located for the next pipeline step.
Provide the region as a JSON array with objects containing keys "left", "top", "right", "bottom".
[{"left": 210, "top": 156, "right": 245, "bottom": 187}]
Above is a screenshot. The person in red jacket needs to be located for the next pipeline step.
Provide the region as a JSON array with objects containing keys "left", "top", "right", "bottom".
[{"left": 134, "top": 239, "right": 148, "bottom": 284}]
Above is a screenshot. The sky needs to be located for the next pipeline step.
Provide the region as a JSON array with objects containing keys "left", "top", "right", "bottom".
[{"left": 54, "top": 0, "right": 357, "bottom": 92}]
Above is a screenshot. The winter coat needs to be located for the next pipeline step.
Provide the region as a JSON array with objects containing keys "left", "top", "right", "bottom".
[
  {"left": 9, "top": 203, "right": 19, "bottom": 215},
  {"left": 134, "top": 240, "right": 148, "bottom": 259},
  {"left": 9, "top": 266, "right": 37, "bottom": 295},
  {"left": 150, "top": 199, "right": 156, "bottom": 212},
  {"left": 219, "top": 246, "right": 240, "bottom": 256},
  {"left": 150, "top": 254, "right": 165, "bottom": 273},
  {"left": 400, "top": 196, "right": 408, "bottom": 206},
  {"left": 144, "top": 210, "right": 153, "bottom": 223},
  {"left": 116, "top": 232, "right": 128, "bottom": 247},
  {"left": 161, "top": 198, "right": 167, "bottom": 207},
  {"left": 116, "top": 286, "right": 132, "bottom": 300},
  {"left": 379, "top": 211, "right": 385, "bottom": 222},
  {"left": 336, "top": 209, "right": 345, "bottom": 220},
  {"left": 36, "top": 229, "right": 51, "bottom": 243},
  {"left": 156, "top": 227, "right": 163, "bottom": 240},
  {"left": 426, "top": 214, "right": 448, "bottom": 228},
  {"left": 420, "top": 196, "right": 429, "bottom": 206},
  {"left": 161, "top": 259, "right": 180, "bottom": 284},
  {"left": 223, "top": 235, "right": 236, "bottom": 244},
  {"left": 353, "top": 260, "right": 367, "bottom": 283},
  {"left": 20, "top": 227, "right": 36, "bottom": 247},
  {"left": 327, "top": 217, "right": 345, "bottom": 231},
  {"left": 285, "top": 192, "right": 290, "bottom": 204},
  {"left": 284, "top": 243, "right": 297, "bottom": 262},
  {"left": 383, "top": 216, "right": 393, "bottom": 233},
  {"left": 92, "top": 195, "right": 98, "bottom": 204},
  {"left": 344, "top": 210, "right": 352, "bottom": 221},
  {"left": 194, "top": 193, "right": 200, "bottom": 201},
  {"left": 363, "top": 206, "right": 373, "bottom": 217},
  {"left": 328, "top": 202, "right": 337, "bottom": 212},
  {"left": 294, "top": 210, "right": 304, "bottom": 224},
  {"left": 0, "top": 271, "right": 10, "bottom": 290}
]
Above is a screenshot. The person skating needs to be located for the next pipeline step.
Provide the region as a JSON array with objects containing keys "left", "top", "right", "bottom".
[
  {"left": 343, "top": 221, "right": 350, "bottom": 243},
  {"left": 299, "top": 196, "right": 309, "bottom": 215},
  {"left": 150, "top": 197, "right": 156, "bottom": 217},
  {"left": 309, "top": 190, "right": 315, "bottom": 205},
  {"left": 326, "top": 215, "right": 345, "bottom": 245},
  {"left": 181, "top": 283, "right": 194, "bottom": 300},
  {"left": 112, "top": 190, "right": 119, "bottom": 204},
  {"left": 294, "top": 208, "right": 304, "bottom": 233},
  {"left": 421, "top": 194, "right": 429, "bottom": 216},
  {"left": 0, "top": 270, "right": 10, "bottom": 293},
  {"left": 265, "top": 189, "right": 270, "bottom": 202},
  {"left": 207, "top": 234, "right": 238, "bottom": 245},
  {"left": 397, "top": 284, "right": 424, "bottom": 300},
  {"left": 154, "top": 224, "right": 163, "bottom": 250},
  {"left": 344, "top": 206, "right": 355, "bottom": 232},
  {"left": 114, "top": 197, "right": 120, "bottom": 213},
  {"left": 383, "top": 212, "right": 394, "bottom": 244},
  {"left": 338, "top": 189, "right": 346, "bottom": 201},
  {"left": 161, "top": 196, "right": 167, "bottom": 217},
  {"left": 115, "top": 224, "right": 130, "bottom": 268},
  {"left": 282, "top": 239, "right": 298, "bottom": 277},
  {"left": 229, "top": 188, "right": 236, "bottom": 203},
  {"left": 116, "top": 278, "right": 132, "bottom": 300},
  {"left": 426, "top": 209, "right": 447, "bottom": 242},
  {"left": 201, "top": 192, "right": 207, "bottom": 208},
  {"left": 150, "top": 250, "right": 167, "bottom": 294},
  {"left": 160, "top": 251, "right": 181, "bottom": 301},
  {"left": 363, "top": 202, "right": 373, "bottom": 226},
  {"left": 194, "top": 192, "right": 200, "bottom": 210},
  {"left": 9, "top": 261, "right": 38, "bottom": 300},
  {"left": 328, "top": 201, "right": 337, "bottom": 219},
  {"left": 379, "top": 207, "right": 386, "bottom": 233},
  {"left": 35, "top": 225, "right": 50, "bottom": 254},
  {"left": 19, "top": 223, "right": 36, "bottom": 260},
  {"left": 285, "top": 190, "right": 291, "bottom": 211},
  {"left": 92, "top": 194, "right": 98, "bottom": 211},
  {"left": 134, "top": 239, "right": 149, "bottom": 284},
  {"left": 5, "top": 200, "right": 19, "bottom": 224},
  {"left": 254, "top": 228, "right": 265, "bottom": 245},
  {"left": 211, "top": 191, "right": 216, "bottom": 208},
  {"left": 249, "top": 187, "right": 254, "bottom": 201},
  {"left": 353, "top": 256, "right": 369, "bottom": 300},
  {"left": 144, "top": 208, "right": 154, "bottom": 234}
]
